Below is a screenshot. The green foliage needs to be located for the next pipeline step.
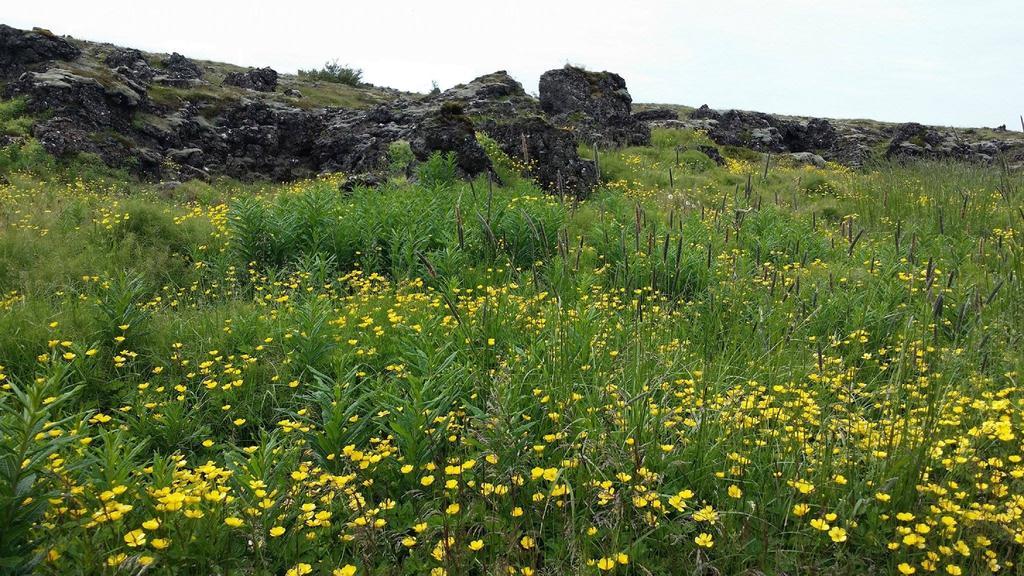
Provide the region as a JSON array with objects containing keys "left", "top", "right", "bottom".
[
  {"left": 416, "top": 151, "right": 458, "bottom": 191},
  {"left": 678, "top": 149, "right": 714, "bottom": 172},
  {"left": 386, "top": 140, "right": 415, "bottom": 177},
  {"left": 1, "top": 125, "right": 1023, "bottom": 575},
  {"left": 801, "top": 172, "right": 837, "bottom": 195},
  {"left": 297, "top": 59, "right": 363, "bottom": 86},
  {"left": 0, "top": 98, "right": 34, "bottom": 137}
]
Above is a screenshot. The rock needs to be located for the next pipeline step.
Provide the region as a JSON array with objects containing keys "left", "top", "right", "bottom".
[
  {"left": 479, "top": 115, "right": 597, "bottom": 197},
  {"left": 785, "top": 152, "right": 827, "bottom": 168},
  {"left": 698, "top": 145, "right": 725, "bottom": 166},
  {"left": 315, "top": 105, "right": 410, "bottom": 176},
  {"left": 167, "top": 147, "right": 205, "bottom": 166},
  {"left": 6, "top": 68, "right": 141, "bottom": 130},
  {"left": 160, "top": 52, "right": 203, "bottom": 80},
  {"left": 539, "top": 65, "right": 649, "bottom": 147},
  {"left": 216, "top": 99, "right": 324, "bottom": 180},
  {"left": 284, "top": 88, "right": 303, "bottom": 98},
  {"left": 224, "top": 67, "right": 279, "bottom": 92},
  {"left": 633, "top": 108, "right": 679, "bottom": 121},
  {"left": 437, "top": 71, "right": 539, "bottom": 118},
  {"left": 105, "top": 48, "right": 156, "bottom": 83},
  {"left": 410, "top": 102, "right": 491, "bottom": 177},
  {"left": 0, "top": 25, "right": 80, "bottom": 77},
  {"left": 340, "top": 172, "right": 387, "bottom": 192}
]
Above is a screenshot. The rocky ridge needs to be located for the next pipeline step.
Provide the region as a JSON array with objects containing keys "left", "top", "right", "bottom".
[{"left": 1, "top": 24, "right": 1021, "bottom": 195}]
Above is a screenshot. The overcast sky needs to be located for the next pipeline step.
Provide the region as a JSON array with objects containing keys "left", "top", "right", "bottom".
[{"left": 5, "top": 1, "right": 1022, "bottom": 129}]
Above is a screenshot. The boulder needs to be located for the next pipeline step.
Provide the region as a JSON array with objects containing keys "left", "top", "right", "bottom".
[
  {"left": 284, "top": 88, "right": 303, "bottom": 98},
  {"left": 224, "top": 67, "right": 279, "bottom": 92},
  {"left": 6, "top": 68, "right": 141, "bottom": 129},
  {"left": 785, "top": 152, "right": 827, "bottom": 168},
  {"left": 539, "top": 65, "right": 649, "bottom": 147},
  {"left": 633, "top": 108, "right": 679, "bottom": 121},
  {"left": 0, "top": 25, "right": 80, "bottom": 77},
  {"left": 479, "top": 115, "right": 597, "bottom": 197},
  {"left": 698, "top": 145, "right": 725, "bottom": 166},
  {"left": 437, "top": 71, "right": 539, "bottom": 118},
  {"left": 105, "top": 48, "right": 155, "bottom": 82},
  {"left": 158, "top": 52, "right": 203, "bottom": 83},
  {"left": 410, "top": 102, "right": 491, "bottom": 177}
]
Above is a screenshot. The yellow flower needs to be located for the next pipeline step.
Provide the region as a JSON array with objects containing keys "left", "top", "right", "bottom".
[
  {"left": 694, "top": 533, "right": 714, "bottom": 548},
  {"left": 224, "top": 517, "right": 244, "bottom": 528},
  {"left": 597, "top": 557, "right": 616, "bottom": 571},
  {"left": 792, "top": 503, "right": 810, "bottom": 517},
  {"left": 124, "top": 529, "right": 146, "bottom": 547},
  {"left": 727, "top": 484, "right": 743, "bottom": 498},
  {"left": 828, "top": 527, "right": 848, "bottom": 543},
  {"left": 616, "top": 553, "right": 629, "bottom": 565},
  {"left": 420, "top": 475, "right": 435, "bottom": 486},
  {"left": 810, "top": 518, "right": 830, "bottom": 531},
  {"left": 468, "top": 539, "right": 484, "bottom": 551},
  {"left": 150, "top": 538, "right": 170, "bottom": 550},
  {"left": 402, "top": 536, "right": 417, "bottom": 547},
  {"left": 520, "top": 535, "right": 535, "bottom": 549},
  {"left": 142, "top": 519, "right": 160, "bottom": 531},
  {"left": 269, "top": 526, "right": 286, "bottom": 537},
  {"left": 286, "top": 563, "right": 313, "bottom": 576},
  {"left": 445, "top": 503, "right": 460, "bottom": 515},
  {"left": 897, "top": 563, "right": 917, "bottom": 575},
  {"left": 333, "top": 565, "right": 357, "bottom": 576}
]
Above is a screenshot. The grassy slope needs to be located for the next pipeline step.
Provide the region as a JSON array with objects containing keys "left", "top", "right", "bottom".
[{"left": 0, "top": 131, "right": 1022, "bottom": 574}]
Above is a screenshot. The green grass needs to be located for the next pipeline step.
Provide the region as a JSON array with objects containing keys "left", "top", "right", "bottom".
[{"left": 0, "top": 129, "right": 1022, "bottom": 575}]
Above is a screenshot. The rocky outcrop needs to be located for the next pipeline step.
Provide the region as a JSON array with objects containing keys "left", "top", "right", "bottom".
[
  {"left": 224, "top": 67, "right": 279, "bottom": 92},
  {"left": 633, "top": 108, "right": 678, "bottom": 121},
  {"left": 0, "top": 25, "right": 79, "bottom": 76},
  {"left": 104, "top": 48, "right": 155, "bottom": 82},
  {"left": 410, "top": 102, "right": 491, "bottom": 176},
  {"left": 885, "top": 122, "right": 1008, "bottom": 163},
  {"left": 156, "top": 52, "right": 204, "bottom": 87},
  {"left": 539, "top": 66, "right": 649, "bottom": 147}
]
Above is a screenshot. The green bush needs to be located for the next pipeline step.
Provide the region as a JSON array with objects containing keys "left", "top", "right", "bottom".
[
  {"left": 800, "top": 173, "right": 837, "bottom": 196},
  {"left": 387, "top": 140, "right": 415, "bottom": 177},
  {"left": 416, "top": 151, "right": 458, "bottom": 191},
  {"left": 678, "top": 149, "right": 714, "bottom": 173},
  {"left": 297, "top": 59, "right": 363, "bottom": 86},
  {"left": 0, "top": 98, "right": 34, "bottom": 137}
]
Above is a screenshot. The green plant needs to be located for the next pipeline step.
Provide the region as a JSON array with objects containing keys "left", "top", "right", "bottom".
[
  {"left": 416, "top": 151, "right": 458, "bottom": 191},
  {"left": 297, "top": 59, "right": 363, "bottom": 86},
  {"left": 0, "top": 362, "right": 81, "bottom": 573}
]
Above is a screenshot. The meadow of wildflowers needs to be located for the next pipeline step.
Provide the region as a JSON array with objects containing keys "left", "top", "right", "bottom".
[{"left": 0, "top": 130, "right": 1021, "bottom": 575}]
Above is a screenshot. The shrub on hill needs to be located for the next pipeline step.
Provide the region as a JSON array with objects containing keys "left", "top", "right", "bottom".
[{"left": 297, "top": 59, "right": 363, "bottom": 86}]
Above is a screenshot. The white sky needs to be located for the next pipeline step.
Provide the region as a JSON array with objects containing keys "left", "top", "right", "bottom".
[{"left": 5, "top": 1, "right": 1022, "bottom": 129}]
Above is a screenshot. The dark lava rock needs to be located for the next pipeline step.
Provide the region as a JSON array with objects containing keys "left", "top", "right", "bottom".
[
  {"left": 6, "top": 68, "right": 142, "bottom": 130},
  {"left": 698, "top": 145, "right": 725, "bottom": 166},
  {"left": 314, "top": 105, "right": 411, "bottom": 176},
  {"left": 224, "top": 67, "right": 279, "bottom": 92},
  {"left": 340, "top": 172, "right": 387, "bottom": 192},
  {"left": 284, "top": 88, "right": 303, "bottom": 98},
  {"left": 479, "top": 115, "right": 597, "bottom": 197},
  {"left": 0, "top": 25, "right": 80, "bottom": 77},
  {"left": 159, "top": 52, "right": 203, "bottom": 83},
  {"left": 105, "top": 48, "right": 155, "bottom": 82},
  {"left": 437, "top": 71, "right": 540, "bottom": 118},
  {"left": 410, "top": 102, "right": 491, "bottom": 177},
  {"left": 215, "top": 99, "right": 324, "bottom": 180},
  {"left": 539, "top": 65, "right": 649, "bottom": 147},
  {"left": 634, "top": 108, "right": 679, "bottom": 122}
]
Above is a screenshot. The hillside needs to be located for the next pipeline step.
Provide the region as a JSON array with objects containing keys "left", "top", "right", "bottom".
[
  {"left": 3, "top": 24, "right": 1023, "bottom": 190},
  {"left": 1, "top": 23, "right": 1023, "bottom": 576}
]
